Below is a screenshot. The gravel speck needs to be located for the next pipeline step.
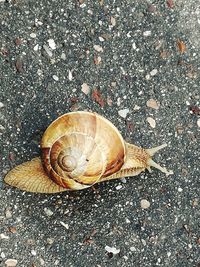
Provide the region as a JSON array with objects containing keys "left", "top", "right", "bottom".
[
  {"left": 147, "top": 117, "right": 156, "bottom": 128},
  {"left": 43, "top": 45, "right": 53, "bottom": 57},
  {"left": 81, "top": 83, "right": 90, "bottom": 95},
  {"left": 118, "top": 108, "right": 129, "bottom": 118},
  {"left": 150, "top": 69, "right": 158, "bottom": 76},
  {"left": 146, "top": 99, "right": 159, "bottom": 110},
  {"left": 30, "top": 33, "right": 36, "bottom": 38},
  {"left": 197, "top": 118, "right": 200, "bottom": 127},
  {"left": 140, "top": 199, "right": 151, "bottom": 209},
  {"left": 48, "top": 39, "right": 56, "bottom": 50},
  {"left": 0, "top": 102, "right": 4, "bottom": 108},
  {"left": 60, "top": 221, "right": 69, "bottom": 230},
  {"left": 105, "top": 246, "right": 120, "bottom": 254},
  {"left": 143, "top": 31, "right": 151, "bottom": 37},
  {"left": 5, "top": 259, "right": 18, "bottom": 267},
  {"left": 52, "top": 75, "right": 59, "bottom": 81},
  {"left": 44, "top": 208, "right": 53, "bottom": 216},
  {"left": 94, "top": 45, "right": 103, "bottom": 52}
]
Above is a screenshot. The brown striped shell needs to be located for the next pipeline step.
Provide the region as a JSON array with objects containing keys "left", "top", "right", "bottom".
[{"left": 40, "top": 111, "right": 126, "bottom": 190}]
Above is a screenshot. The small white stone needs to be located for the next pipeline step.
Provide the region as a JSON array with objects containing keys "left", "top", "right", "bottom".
[
  {"left": 145, "top": 74, "right": 151, "bottom": 80},
  {"left": 0, "top": 233, "right": 9, "bottom": 239},
  {"left": 132, "top": 42, "right": 136, "bottom": 50},
  {"left": 133, "top": 105, "right": 141, "bottom": 111},
  {"left": 43, "top": 45, "right": 53, "bottom": 57},
  {"left": 94, "top": 45, "right": 103, "bottom": 52},
  {"left": 61, "top": 52, "right": 66, "bottom": 60},
  {"left": 178, "top": 187, "right": 183, "bottom": 192},
  {"left": 125, "top": 218, "right": 131, "bottom": 223},
  {"left": 0, "top": 102, "right": 4, "bottom": 108},
  {"left": 44, "top": 208, "right": 54, "bottom": 216},
  {"left": 147, "top": 117, "right": 156, "bottom": 128},
  {"left": 1, "top": 252, "right": 6, "bottom": 258},
  {"left": 150, "top": 69, "right": 158, "bottom": 76},
  {"left": 52, "top": 75, "right": 59, "bottom": 81},
  {"left": 118, "top": 108, "right": 129, "bottom": 118},
  {"left": 140, "top": 199, "right": 150, "bottom": 209},
  {"left": 120, "top": 178, "right": 127, "bottom": 183},
  {"left": 68, "top": 70, "right": 73, "bottom": 81},
  {"left": 130, "top": 246, "right": 136, "bottom": 252},
  {"left": 48, "top": 39, "right": 56, "bottom": 50},
  {"left": 110, "top": 16, "right": 116, "bottom": 26},
  {"left": 116, "top": 185, "right": 122, "bottom": 190},
  {"left": 37, "top": 69, "right": 43, "bottom": 76},
  {"left": 0, "top": 125, "right": 5, "bottom": 131},
  {"left": 60, "top": 221, "right": 69, "bottom": 230},
  {"left": 105, "top": 246, "right": 120, "bottom": 254},
  {"left": 197, "top": 118, "right": 200, "bottom": 127},
  {"left": 33, "top": 44, "right": 39, "bottom": 51},
  {"left": 143, "top": 31, "right": 151, "bottom": 37},
  {"left": 99, "top": 36, "right": 104, "bottom": 42},
  {"left": 30, "top": 33, "right": 36, "bottom": 38},
  {"left": 81, "top": 83, "right": 90, "bottom": 95},
  {"left": 167, "top": 252, "right": 171, "bottom": 257},
  {"left": 31, "top": 250, "right": 37, "bottom": 256},
  {"left": 146, "top": 99, "right": 159, "bottom": 110},
  {"left": 5, "top": 259, "right": 18, "bottom": 267}
]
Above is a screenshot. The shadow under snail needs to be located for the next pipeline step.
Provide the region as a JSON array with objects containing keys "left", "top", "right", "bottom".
[{"left": 4, "top": 111, "right": 173, "bottom": 193}]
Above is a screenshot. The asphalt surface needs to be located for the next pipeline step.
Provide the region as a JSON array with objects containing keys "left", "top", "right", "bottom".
[{"left": 0, "top": 0, "right": 199, "bottom": 266}]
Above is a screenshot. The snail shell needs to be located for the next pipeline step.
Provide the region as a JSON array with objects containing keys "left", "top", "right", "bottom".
[
  {"left": 4, "top": 111, "right": 172, "bottom": 193},
  {"left": 41, "top": 112, "right": 125, "bottom": 190}
]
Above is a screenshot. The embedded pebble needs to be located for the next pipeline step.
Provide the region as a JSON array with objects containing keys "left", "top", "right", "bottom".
[
  {"left": 47, "top": 238, "right": 54, "bottom": 245},
  {"left": 120, "top": 178, "right": 127, "bottom": 183},
  {"left": 130, "top": 246, "right": 136, "bottom": 252},
  {"left": 116, "top": 185, "right": 122, "bottom": 190},
  {"left": 143, "top": 31, "right": 151, "bottom": 37},
  {"left": 0, "top": 125, "right": 5, "bottom": 132},
  {"left": 61, "top": 53, "right": 66, "bottom": 60},
  {"left": 0, "top": 233, "right": 9, "bottom": 239},
  {"left": 197, "top": 118, "right": 200, "bottom": 127},
  {"left": 147, "top": 117, "right": 156, "bottom": 128},
  {"left": 44, "top": 208, "right": 53, "bottom": 216},
  {"left": 48, "top": 39, "right": 56, "bottom": 50},
  {"left": 133, "top": 105, "right": 141, "bottom": 111},
  {"left": 5, "top": 259, "right": 17, "bottom": 267},
  {"left": 60, "top": 221, "right": 69, "bottom": 229},
  {"left": 118, "top": 108, "right": 129, "bottom": 118},
  {"left": 43, "top": 45, "right": 53, "bottom": 57},
  {"left": 0, "top": 102, "right": 4, "bottom": 108},
  {"left": 5, "top": 208, "right": 12, "bottom": 219},
  {"left": 110, "top": 16, "right": 116, "bottom": 27},
  {"left": 105, "top": 246, "right": 120, "bottom": 254},
  {"left": 68, "top": 70, "right": 73, "bottom": 81},
  {"left": 132, "top": 42, "right": 137, "bottom": 50},
  {"left": 1, "top": 252, "right": 5, "bottom": 258},
  {"left": 140, "top": 199, "right": 151, "bottom": 209},
  {"left": 30, "top": 33, "right": 36, "bottom": 38},
  {"left": 94, "top": 45, "right": 103, "bottom": 52},
  {"left": 33, "top": 44, "right": 39, "bottom": 51},
  {"left": 150, "top": 69, "right": 158, "bottom": 76},
  {"left": 52, "top": 75, "right": 59, "bottom": 81},
  {"left": 146, "top": 99, "right": 159, "bottom": 109},
  {"left": 31, "top": 250, "right": 37, "bottom": 256},
  {"left": 81, "top": 83, "right": 90, "bottom": 95}
]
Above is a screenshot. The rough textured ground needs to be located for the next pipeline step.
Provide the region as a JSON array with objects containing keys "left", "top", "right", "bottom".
[{"left": 0, "top": 0, "right": 199, "bottom": 266}]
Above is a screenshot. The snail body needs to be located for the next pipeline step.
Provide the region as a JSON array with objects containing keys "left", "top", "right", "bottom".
[{"left": 4, "top": 111, "right": 172, "bottom": 193}]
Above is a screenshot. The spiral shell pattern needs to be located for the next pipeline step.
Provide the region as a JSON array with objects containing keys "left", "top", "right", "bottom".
[{"left": 41, "top": 112, "right": 125, "bottom": 190}]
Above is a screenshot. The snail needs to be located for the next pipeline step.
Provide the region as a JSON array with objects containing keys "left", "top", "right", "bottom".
[{"left": 4, "top": 111, "right": 172, "bottom": 193}]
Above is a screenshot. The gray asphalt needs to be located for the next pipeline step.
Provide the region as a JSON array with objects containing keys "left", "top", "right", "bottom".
[{"left": 0, "top": 0, "right": 199, "bottom": 266}]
